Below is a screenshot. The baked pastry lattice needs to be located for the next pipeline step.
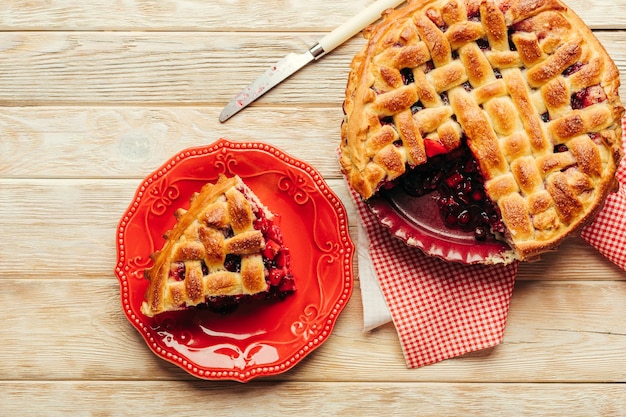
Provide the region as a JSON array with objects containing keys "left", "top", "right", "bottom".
[
  {"left": 340, "top": 0, "right": 623, "bottom": 261},
  {"left": 141, "top": 175, "right": 296, "bottom": 317}
]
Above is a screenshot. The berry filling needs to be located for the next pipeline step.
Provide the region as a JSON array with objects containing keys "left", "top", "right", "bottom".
[
  {"left": 400, "top": 68, "right": 415, "bottom": 85},
  {"left": 476, "top": 38, "right": 490, "bottom": 50},
  {"left": 168, "top": 262, "right": 185, "bottom": 281},
  {"left": 571, "top": 85, "right": 607, "bottom": 110},
  {"left": 397, "top": 139, "right": 505, "bottom": 241},
  {"left": 562, "top": 62, "right": 585, "bottom": 77},
  {"left": 223, "top": 254, "right": 241, "bottom": 272},
  {"left": 411, "top": 101, "right": 425, "bottom": 114},
  {"left": 467, "top": 9, "right": 481, "bottom": 22}
]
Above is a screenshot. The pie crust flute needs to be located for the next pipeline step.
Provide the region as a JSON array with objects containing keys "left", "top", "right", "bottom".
[
  {"left": 340, "top": 0, "right": 624, "bottom": 262},
  {"left": 141, "top": 175, "right": 296, "bottom": 317}
]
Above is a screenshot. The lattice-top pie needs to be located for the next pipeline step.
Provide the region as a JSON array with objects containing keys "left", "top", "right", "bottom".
[
  {"left": 141, "top": 175, "right": 296, "bottom": 317},
  {"left": 340, "top": 0, "right": 623, "bottom": 262}
]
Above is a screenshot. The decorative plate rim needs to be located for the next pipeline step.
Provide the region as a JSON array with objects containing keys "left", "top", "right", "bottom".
[{"left": 114, "top": 138, "right": 354, "bottom": 382}]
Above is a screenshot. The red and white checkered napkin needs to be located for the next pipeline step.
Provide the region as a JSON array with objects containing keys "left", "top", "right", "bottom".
[{"left": 354, "top": 117, "right": 626, "bottom": 369}]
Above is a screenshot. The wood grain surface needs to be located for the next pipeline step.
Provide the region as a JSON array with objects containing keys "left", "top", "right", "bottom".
[{"left": 1, "top": 0, "right": 625, "bottom": 415}]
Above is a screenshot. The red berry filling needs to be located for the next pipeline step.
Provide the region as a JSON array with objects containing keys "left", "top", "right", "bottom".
[
  {"left": 254, "top": 210, "right": 297, "bottom": 297},
  {"left": 424, "top": 139, "right": 449, "bottom": 157},
  {"left": 400, "top": 68, "right": 415, "bottom": 85},
  {"left": 398, "top": 139, "right": 505, "bottom": 241},
  {"left": 571, "top": 85, "right": 606, "bottom": 110},
  {"left": 562, "top": 62, "right": 585, "bottom": 77},
  {"left": 223, "top": 254, "right": 241, "bottom": 272},
  {"left": 168, "top": 262, "right": 185, "bottom": 281}
]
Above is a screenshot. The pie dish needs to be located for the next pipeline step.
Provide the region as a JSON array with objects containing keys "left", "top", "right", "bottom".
[
  {"left": 141, "top": 174, "right": 296, "bottom": 317},
  {"left": 115, "top": 139, "right": 354, "bottom": 381},
  {"left": 340, "top": 0, "right": 624, "bottom": 263}
]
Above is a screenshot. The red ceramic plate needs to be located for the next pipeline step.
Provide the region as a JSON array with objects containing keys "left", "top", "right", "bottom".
[
  {"left": 115, "top": 139, "right": 354, "bottom": 382},
  {"left": 367, "top": 186, "right": 515, "bottom": 264}
]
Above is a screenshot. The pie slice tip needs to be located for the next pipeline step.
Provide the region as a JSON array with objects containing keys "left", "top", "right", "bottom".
[
  {"left": 141, "top": 174, "right": 296, "bottom": 317},
  {"left": 340, "top": 0, "right": 624, "bottom": 262}
]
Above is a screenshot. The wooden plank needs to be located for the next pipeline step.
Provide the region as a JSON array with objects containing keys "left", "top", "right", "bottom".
[
  {"left": 1, "top": 381, "right": 625, "bottom": 417},
  {"left": 1, "top": 278, "right": 625, "bottom": 382},
  {"left": 0, "top": 0, "right": 624, "bottom": 31},
  {"left": 0, "top": 32, "right": 624, "bottom": 106},
  {"left": 0, "top": 178, "right": 622, "bottom": 280},
  {"left": 0, "top": 107, "right": 347, "bottom": 179}
]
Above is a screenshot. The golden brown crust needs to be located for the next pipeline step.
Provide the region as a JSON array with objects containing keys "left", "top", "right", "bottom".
[
  {"left": 141, "top": 175, "right": 271, "bottom": 317},
  {"left": 340, "top": 0, "right": 623, "bottom": 262}
]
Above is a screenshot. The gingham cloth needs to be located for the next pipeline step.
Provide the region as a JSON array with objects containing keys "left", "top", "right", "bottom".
[{"left": 354, "top": 117, "right": 626, "bottom": 369}]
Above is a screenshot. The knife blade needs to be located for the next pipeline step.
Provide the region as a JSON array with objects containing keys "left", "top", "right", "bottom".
[{"left": 219, "top": 0, "right": 405, "bottom": 122}]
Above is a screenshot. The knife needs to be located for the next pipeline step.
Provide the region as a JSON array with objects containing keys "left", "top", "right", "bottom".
[{"left": 219, "top": 0, "right": 405, "bottom": 122}]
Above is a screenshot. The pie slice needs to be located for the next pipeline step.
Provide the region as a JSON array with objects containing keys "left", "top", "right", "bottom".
[
  {"left": 141, "top": 175, "right": 296, "bottom": 317},
  {"left": 340, "top": 0, "right": 624, "bottom": 262}
]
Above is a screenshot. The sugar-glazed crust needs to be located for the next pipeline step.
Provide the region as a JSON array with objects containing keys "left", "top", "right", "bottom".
[{"left": 340, "top": 0, "right": 623, "bottom": 261}]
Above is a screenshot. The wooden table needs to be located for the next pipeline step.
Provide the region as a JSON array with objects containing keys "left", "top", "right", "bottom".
[{"left": 2, "top": 1, "right": 626, "bottom": 415}]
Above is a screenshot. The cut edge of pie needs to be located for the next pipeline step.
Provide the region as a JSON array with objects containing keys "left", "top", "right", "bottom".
[
  {"left": 141, "top": 174, "right": 296, "bottom": 317},
  {"left": 340, "top": 0, "right": 624, "bottom": 262}
]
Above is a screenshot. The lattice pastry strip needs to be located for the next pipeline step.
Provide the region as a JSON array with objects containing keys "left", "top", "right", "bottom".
[
  {"left": 340, "top": 0, "right": 623, "bottom": 262},
  {"left": 141, "top": 175, "right": 296, "bottom": 317}
]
